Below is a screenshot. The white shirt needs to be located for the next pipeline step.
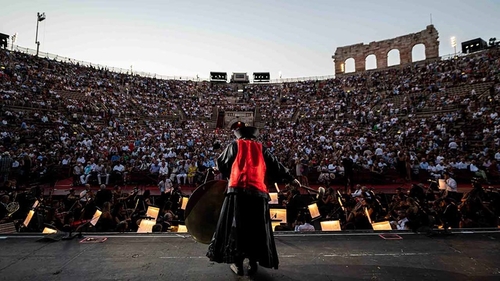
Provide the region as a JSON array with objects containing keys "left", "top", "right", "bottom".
[
  {"left": 395, "top": 217, "right": 409, "bottom": 230},
  {"left": 295, "top": 223, "right": 315, "bottom": 232},
  {"left": 445, "top": 178, "right": 458, "bottom": 192},
  {"left": 113, "top": 164, "right": 125, "bottom": 172},
  {"left": 448, "top": 142, "right": 458, "bottom": 149},
  {"left": 469, "top": 164, "right": 479, "bottom": 172},
  {"left": 456, "top": 161, "right": 468, "bottom": 170},
  {"left": 159, "top": 165, "right": 169, "bottom": 176},
  {"left": 352, "top": 189, "right": 363, "bottom": 198}
]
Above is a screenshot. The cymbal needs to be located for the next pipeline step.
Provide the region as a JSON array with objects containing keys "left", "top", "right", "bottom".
[{"left": 184, "top": 180, "right": 227, "bottom": 244}]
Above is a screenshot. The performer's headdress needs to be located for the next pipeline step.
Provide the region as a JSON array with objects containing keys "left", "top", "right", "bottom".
[{"left": 231, "top": 121, "right": 259, "bottom": 139}]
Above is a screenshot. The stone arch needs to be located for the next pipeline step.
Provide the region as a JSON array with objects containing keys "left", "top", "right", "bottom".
[
  {"left": 344, "top": 58, "right": 355, "bottom": 73},
  {"left": 333, "top": 25, "right": 439, "bottom": 75},
  {"left": 387, "top": 49, "right": 401, "bottom": 66},
  {"left": 411, "top": 43, "right": 426, "bottom": 62},
  {"left": 365, "top": 54, "right": 377, "bottom": 70}
]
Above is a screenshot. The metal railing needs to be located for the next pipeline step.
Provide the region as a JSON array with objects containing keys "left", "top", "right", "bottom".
[
  {"left": 6, "top": 44, "right": 336, "bottom": 83},
  {"left": 10, "top": 45, "right": 201, "bottom": 81},
  {"left": 4, "top": 44, "right": 491, "bottom": 84},
  {"left": 253, "top": 75, "right": 336, "bottom": 83}
]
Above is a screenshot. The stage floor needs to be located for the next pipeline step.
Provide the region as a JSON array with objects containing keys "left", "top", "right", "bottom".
[{"left": 1, "top": 231, "right": 499, "bottom": 280}]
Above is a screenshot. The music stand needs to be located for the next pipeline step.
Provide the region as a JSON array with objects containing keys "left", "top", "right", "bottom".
[
  {"left": 180, "top": 197, "right": 189, "bottom": 210},
  {"left": 90, "top": 210, "right": 102, "bottom": 226},
  {"left": 438, "top": 179, "right": 446, "bottom": 190},
  {"left": 371, "top": 221, "right": 393, "bottom": 231},
  {"left": 64, "top": 208, "right": 102, "bottom": 240},
  {"left": 364, "top": 207, "right": 373, "bottom": 224},
  {"left": 23, "top": 210, "right": 34, "bottom": 228},
  {"left": 137, "top": 219, "right": 156, "bottom": 233},
  {"left": 308, "top": 203, "right": 321, "bottom": 221},
  {"left": 42, "top": 227, "right": 58, "bottom": 234},
  {"left": 271, "top": 220, "right": 282, "bottom": 232},
  {"left": 146, "top": 206, "right": 160, "bottom": 221},
  {"left": 269, "top": 208, "right": 287, "bottom": 224},
  {"left": 365, "top": 207, "right": 392, "bottom": 231},
  {"left": 320, "top": 220, "right": 341, "bottom": 231},
  {"left": 269, "top": 193, "right": 279, "bottom": 205},
  {"left": 137, "top": 206, "right": 160, "bottom": 233},
  {"left": 176, "top": 224, "right": 188, "bottom": 233}
]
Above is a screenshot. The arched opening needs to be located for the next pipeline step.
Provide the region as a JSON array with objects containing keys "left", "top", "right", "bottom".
[
  {"left": 344, "top": 58, "right": 355, "bottom": 73},
  {"left": 387, "top": 49, "right": 401, "bottom": 66},
  {"left": 365, "top": 54, "right": 377, "bottom": 70},
  {"left": 412, "top": 44, "right": 426, "bottom": 62}
]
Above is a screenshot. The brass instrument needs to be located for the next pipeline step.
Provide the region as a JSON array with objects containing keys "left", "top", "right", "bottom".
[
  {"left": 6, "top": 202, "right": 20, "bottom": 217},
  {"left": 6, "top": 192, "right": 20, "bottom": 217}
]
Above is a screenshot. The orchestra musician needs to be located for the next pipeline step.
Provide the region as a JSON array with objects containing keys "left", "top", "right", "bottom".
[{"left": 112, "top": 202, "right": 130, "bottom": 232}]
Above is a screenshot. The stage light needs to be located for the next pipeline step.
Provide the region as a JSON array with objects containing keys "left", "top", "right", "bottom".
[
  {"left": 451, "top": 36, "right": 457, "bottom": 56},
  {"left": 35, "top": 12, "right": 46, "bottom": 56},
  {"left": 37, "top": 12, "right": 46, "bottom": 22}
]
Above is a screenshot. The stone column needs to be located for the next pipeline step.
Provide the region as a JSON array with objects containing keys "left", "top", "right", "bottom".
[
  {"left": 400, "top": 48, "right": 412, "bottom": 65},
  {"left": 425, "top": 42, "right": 439, "bottom": 59},
  {"left": 354, "top": 55, "right": 365, "bottom": 72},
  {"left": 377, "top": 50, "right": 388, "bottom": 69}
]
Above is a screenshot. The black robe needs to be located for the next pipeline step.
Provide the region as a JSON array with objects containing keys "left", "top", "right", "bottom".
[{"left": 207, "top": 139, "right": 294, "bottom": 269}]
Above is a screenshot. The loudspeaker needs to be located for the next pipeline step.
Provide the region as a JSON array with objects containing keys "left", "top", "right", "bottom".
[
  {"left": 253, "top": 72, "right": 270, "bottom": 82},
  {"left": 461, "top": 38, "right": 487, "bottom": 54},
  {"left": 0, "top": 33, "right": 9, "bottom": 49},
  {"left": 210, "top": 72, "right": 227, "bottom": 82}
]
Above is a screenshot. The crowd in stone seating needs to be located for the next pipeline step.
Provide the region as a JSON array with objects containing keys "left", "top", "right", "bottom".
[{"left": 0, "top": 46, "right": 500, "bottom": 232}]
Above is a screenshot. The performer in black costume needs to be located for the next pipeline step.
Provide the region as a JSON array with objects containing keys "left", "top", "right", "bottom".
[{"left": 207, "top": 121, "right": 298, "bottom": 276}]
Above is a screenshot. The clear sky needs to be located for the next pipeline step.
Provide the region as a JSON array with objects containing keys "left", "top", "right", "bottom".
[{"left": 1, "top": 0, "right": 499, "bottom": 80}]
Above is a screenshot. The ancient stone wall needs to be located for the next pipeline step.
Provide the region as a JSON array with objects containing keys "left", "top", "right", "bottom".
[{"left": 332, "top": 25, "right": 439, "bottom": 74}]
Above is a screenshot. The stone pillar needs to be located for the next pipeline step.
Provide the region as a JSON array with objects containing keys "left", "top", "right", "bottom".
[
  {"left": 354, "top": 55, "right": 365, "bottom": 72},
  {"left": 425, "top": 25, "right": 440, "bottom": 59},
  {"left": 377, "top": 50, "right": 388, "bottom": 69},
  {"left": 400, "top": 48, "right": 412, "bottom": 65},
  {"left": 425, "top": 42, "right": 439, "bottom": 59}
]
